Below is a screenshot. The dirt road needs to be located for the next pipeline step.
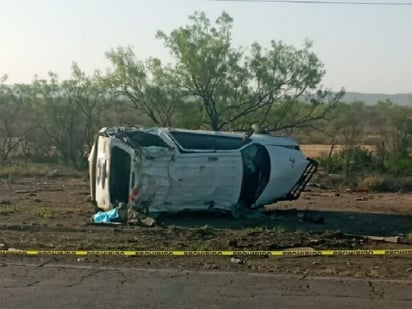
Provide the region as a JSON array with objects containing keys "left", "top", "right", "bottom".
[{"left": 1, "top": 262, "right": 412, "bottom": 308}]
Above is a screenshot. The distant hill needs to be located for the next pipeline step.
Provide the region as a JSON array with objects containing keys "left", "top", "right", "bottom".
[{"left": 341, "top": 92, "right": 412, "bottom": 106}]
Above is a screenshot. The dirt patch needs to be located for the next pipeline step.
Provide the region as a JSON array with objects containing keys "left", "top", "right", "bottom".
[{"left": 0, "top": 175, "right": 411, "bottom": 279}]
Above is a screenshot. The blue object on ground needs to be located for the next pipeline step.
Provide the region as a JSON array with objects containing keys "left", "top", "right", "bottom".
[{"left": 93, "top": 208, "right": 119, "bottom": 223}]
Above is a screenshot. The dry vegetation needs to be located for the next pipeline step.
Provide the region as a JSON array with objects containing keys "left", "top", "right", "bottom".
[{"left": 300, "top": 144, "right": 375, "bottom": 158}]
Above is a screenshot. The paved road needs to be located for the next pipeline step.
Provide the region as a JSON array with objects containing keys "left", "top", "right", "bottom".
[{"left": 1, "top": 262, "right": 411, "bottom": 308}]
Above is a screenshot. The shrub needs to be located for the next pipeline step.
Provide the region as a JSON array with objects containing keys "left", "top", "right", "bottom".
[
  {"left": 318, "top": 146, "right": 376, "bottom": 175},
  {"left": 385, "top": 157, "right": 412, "bottom": 176},
  {"left": 368, "top": 175, "right": 412, "bottom": 193},
  {"left": 358, "top": 176, "right": 385, "bottom": 192}
]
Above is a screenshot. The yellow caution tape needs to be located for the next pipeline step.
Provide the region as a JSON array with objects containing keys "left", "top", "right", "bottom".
[{"left": 1, "top": 249, "right": 412, "bottom": 256}]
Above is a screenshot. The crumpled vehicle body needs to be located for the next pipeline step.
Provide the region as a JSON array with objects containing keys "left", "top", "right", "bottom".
[{"left": 88, "top": 126, "right": 317, "bottom": 214}]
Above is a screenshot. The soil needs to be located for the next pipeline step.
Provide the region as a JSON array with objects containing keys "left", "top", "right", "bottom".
[{"left": 0, "top": 175, "right": 411, "bottom": 279}]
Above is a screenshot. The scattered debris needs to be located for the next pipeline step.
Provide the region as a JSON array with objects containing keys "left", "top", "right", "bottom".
[
  {"left": 15, "top": 190, "right": 29, "bottom": 194},
  {"left": 364, "top": 235, "right": 400, "bottom": 243},
  {"left": 92, "top": 203, "right": 157, "bottom": 227},
  {"left": 139, "top": 216, "right": 156, "bottom": 227},
  {"left": 93, "top": 208, "right": 120, "bottom": 223},
  {"left": 0, "top": 200, "right": 12, "bottom": 205},
  {"left": 0, "top": 242, "right": 8, "bottom": 250},
  {"left": 344, "top": 234, "right": 401, "bottom": 244},
  {"left": 356, "top": 197, "right": 370, "bottom": 201},
  {"left": 230, "top": 257, "right": 244, "bottom": 264},
  {"left": 406, "top": 268, "right": 412, "bottom": 272}
]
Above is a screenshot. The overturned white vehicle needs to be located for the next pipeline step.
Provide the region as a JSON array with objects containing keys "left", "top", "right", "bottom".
[{"left": 88, "top": 126, "right": 317, "bottom": 216}]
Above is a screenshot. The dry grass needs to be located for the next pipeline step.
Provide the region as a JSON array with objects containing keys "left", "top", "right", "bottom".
[
  {"left": 301, "top": 144, "right": 375, "bottom": 158},
  {"left": 0, "top": 162, "right": 83, "bottom": 178},
  {"left": 358, "top": 176, "right": 385, "bottom": 191}
]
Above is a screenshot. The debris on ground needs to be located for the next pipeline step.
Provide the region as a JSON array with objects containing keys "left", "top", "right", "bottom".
[
  {"left": 139, "top": 216, "right": 156, "bottom": 227},
  {"left": 308, "top": 239, "right": 320, "bottom": 245},
  {"left": 14, "top": 190, "right": 29, "bottom": 194},
  {"left": 92, "top": 208, "right": 120, "bottom": 223},
  {"left": 91, "top": 203, "right": 157, "bottom": 227},
  {"left": 344, "top": 234, "right": 401, "bottom": 244},
  {"left": 363, "top": 235, "right": 400, "bottom": 243},
  {"left": 230, "top": 257, "right": 244, "bottom": 264}
]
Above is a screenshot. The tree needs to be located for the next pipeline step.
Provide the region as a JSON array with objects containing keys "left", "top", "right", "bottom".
[
  {"left": 334, "top": 102, "right": 366, "bottom": 176},
  {"left": 156, "top": 11, "right": 339, "bottom": 131},
  {"left": 105, "top": 48, "right": 183, "bottom": 126},
  {"left": 386, "top": 104, "right": 412, "bottom": 159},
  {"left": 0, "top": 75, "right": 38, "bottom": 163},
  {"left": 33, "top": 64, "right": 108, "bottom": 168},
  {"left": 367, "top": 100, "right": 412, "bottom": 161},
  {"left": 64, "top": 63, "right": 109, "bottom": 149}
]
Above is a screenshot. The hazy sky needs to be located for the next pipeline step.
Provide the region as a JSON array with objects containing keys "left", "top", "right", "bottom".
[{"left": 1, "top": 0, "right": 411, "bottom": 93}]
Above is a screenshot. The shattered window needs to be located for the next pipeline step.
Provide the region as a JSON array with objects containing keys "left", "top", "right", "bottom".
[
  {"left": 169, "top": 132, "right": 245, "bottom": 150},
  {"left": 125, "top": 131, "right": 170, "bottom": 148}
]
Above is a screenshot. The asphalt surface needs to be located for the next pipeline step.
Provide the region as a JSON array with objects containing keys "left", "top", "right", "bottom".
[{"left": 1, "top": 262, "right": 412, "bottom": 308}]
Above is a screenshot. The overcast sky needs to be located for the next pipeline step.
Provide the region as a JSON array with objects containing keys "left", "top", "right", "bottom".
[{"left": 1, "top": 0, "right": 411, "bottom": 93}]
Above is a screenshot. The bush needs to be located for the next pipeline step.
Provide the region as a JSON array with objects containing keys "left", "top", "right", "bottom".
[
  {"left": 313, "top": 172, "right": 358, "bottom": 190},
  {"left": 318, "top": 146, "right": 376, "bottom": 175},
  {"left": 367, "top": 175, "right": 412, "bottom": 193},
  {"left": 385, "top": 157, "right": 412, "bottom": 176},
  {"left": 358, "top": 176, "right": 385, "bottom": 192}
]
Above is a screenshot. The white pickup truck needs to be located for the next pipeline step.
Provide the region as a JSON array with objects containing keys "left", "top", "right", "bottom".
[{"left": 88, "top": 126, "right": 317, "bottom": 214}]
